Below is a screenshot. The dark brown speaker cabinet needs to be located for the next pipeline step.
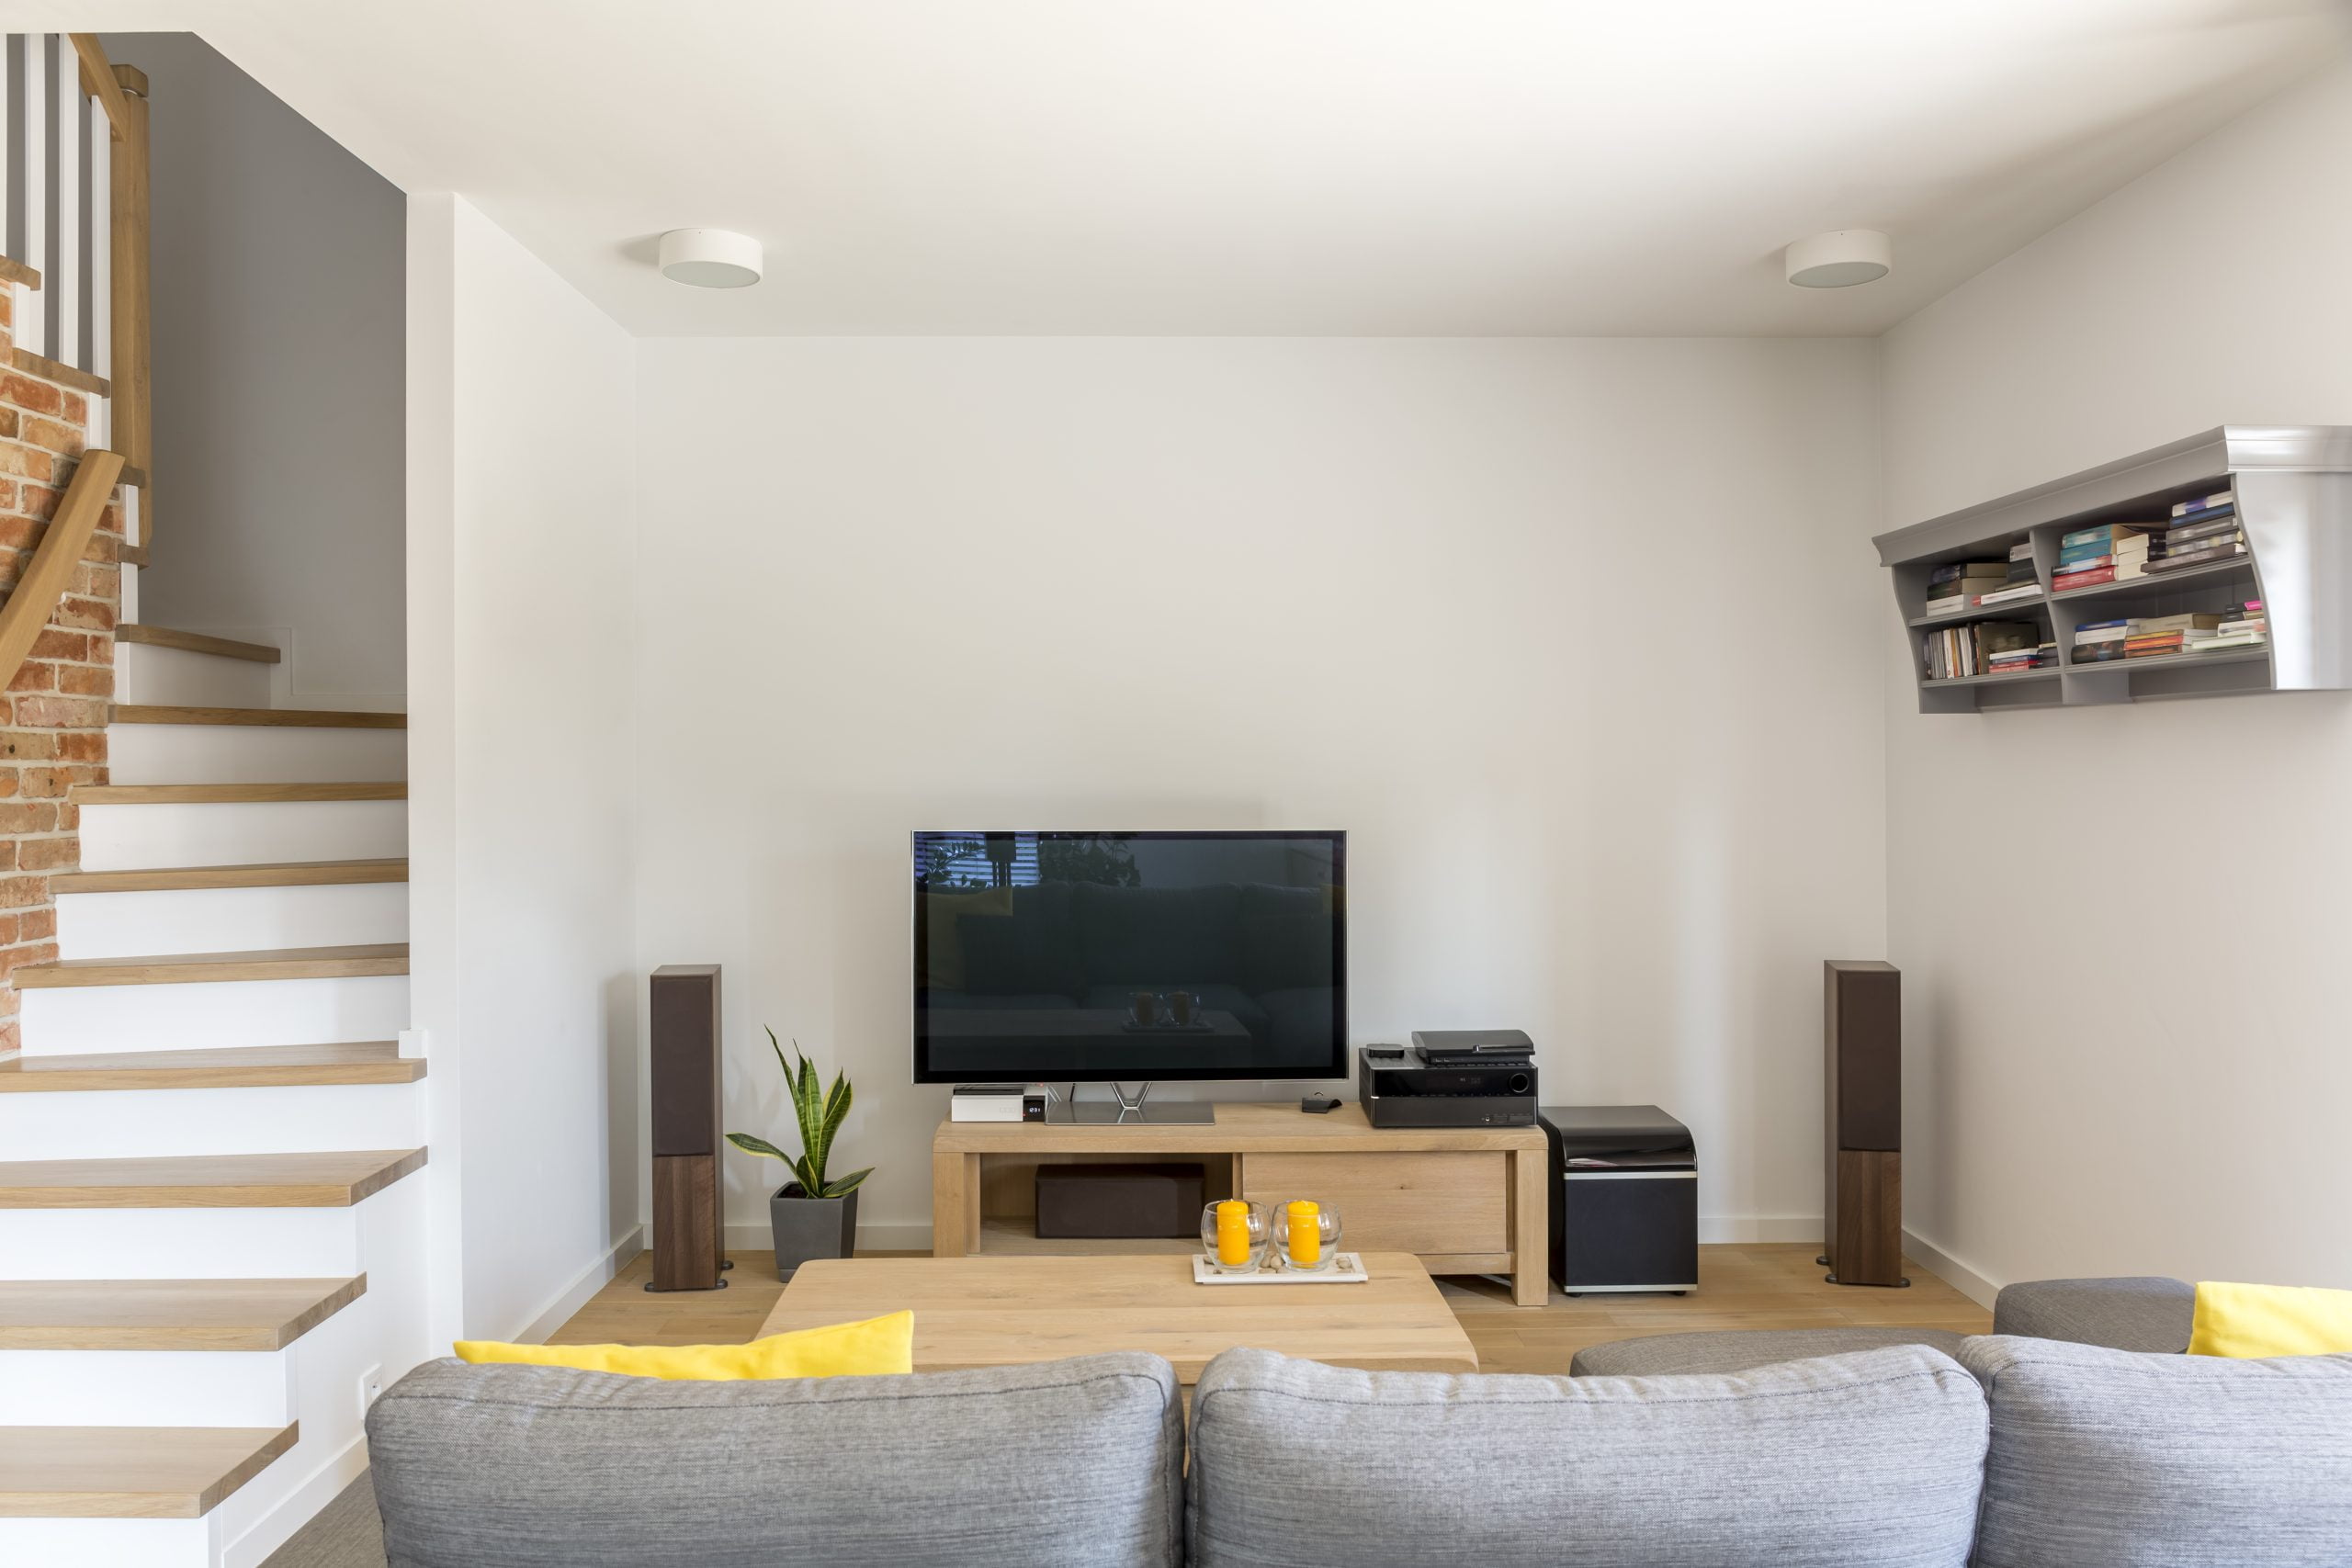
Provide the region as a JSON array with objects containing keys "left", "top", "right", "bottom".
[
  {"left": 1823, "top": 960, "right": 1906, "bottom": 1287},
  {"left": 649, "top": 964, "right": 729, "bottom": 1292}
]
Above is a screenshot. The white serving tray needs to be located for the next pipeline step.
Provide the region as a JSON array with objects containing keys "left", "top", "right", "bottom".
[{"left": 1192, "top": 1251, "right": 1369, "bottom": 1286}]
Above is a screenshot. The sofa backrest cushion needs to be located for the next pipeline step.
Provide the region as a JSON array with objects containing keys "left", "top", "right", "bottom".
[
  {"left": 1188, "top": 1345, "right": 1987, "bottom": 1568},
  {"left": 368, "top": 1350, "right": 1182, "bottom": 1568},
  {"left": 1962, "top": 1335, "right": 2352, "bottom": 1568}
]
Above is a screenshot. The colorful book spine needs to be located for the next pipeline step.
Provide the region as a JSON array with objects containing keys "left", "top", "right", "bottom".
[{"left": 2172, "top": 490, "right": 2234, "bottom": 517}]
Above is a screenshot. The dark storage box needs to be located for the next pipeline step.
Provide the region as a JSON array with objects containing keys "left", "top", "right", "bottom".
[{"left": 1034, "top": 1162, "right": 1205, "bottom": 1239}]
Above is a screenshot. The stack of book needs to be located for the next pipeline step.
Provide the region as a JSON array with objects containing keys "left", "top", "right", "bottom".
[
  {"left": 2071, "top": 618, "right": 2129, "bottom": 663},
  {"left": 1976, "top": 539, "right": 2044, "bottom": 608},
  {"left": 2184, "top": 601, "right": 2267, "bottom": 654},
  {"left": 1924, "top": 620, "right": 2043, "bottom": 680},
  {"left": 1985, "top": 636, "right": 2057, "bottom": 677},
  {"left": 2113, "top": 526, "right": 2153, "bottom": 581},
  {"left": 2054, "top": 524, "right": 2143, "bottom": 592},
  {"left": 1925, "top": 558, "right": 2009, "bottom": 616},
  {"left": 2123, "top": 614, "right": 2224, "bottom": 659},
  {"left": 2144, "top": 490, "right": 2245, "bottom": 575}
]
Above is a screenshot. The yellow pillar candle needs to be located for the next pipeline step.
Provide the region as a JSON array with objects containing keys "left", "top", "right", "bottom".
[
  {"left": 1216, "top": 1200, "right": 1251, "bottom": 1266},
  {"left": 1286, "top": 1200, "right": 1321, "bottom": 1266}
]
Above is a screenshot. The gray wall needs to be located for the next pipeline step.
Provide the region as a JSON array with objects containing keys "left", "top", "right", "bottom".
[{"left": 105, "top": 33, "right": 404, "bottom": 702}]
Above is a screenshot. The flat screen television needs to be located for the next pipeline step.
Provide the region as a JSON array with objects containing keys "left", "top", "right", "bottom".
[{"left": 912, "top": 830, "right": 1346, "bottom": 1084}]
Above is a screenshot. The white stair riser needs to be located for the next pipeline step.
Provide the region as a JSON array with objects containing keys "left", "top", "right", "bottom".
[
  {"left": 109, "top": 724, "right": 406, "bottom": 785},
  {"left": 19, "top": 976, "right": 411, "bottom": 1056},
  {"left": 0, "top": 1349, "right": 290, "bottom": 1427},
  {"left": 118, "top": 643, "right": 275, "bottom": 708},
  {"left": 0, "top": 1517, "right": 211, "bottom": 1568},
  {"left": 58, "top": 883, "right": 409, "bottom": 959},
  {"left": 80, "top": 801, "right": 407, "bottom": 871},
  {"left": 0, "top": 1084, "right": 420, "bottom": 1161},
  {"left": 0, "top": 1208, "right": 363, "bottom": 1280}
]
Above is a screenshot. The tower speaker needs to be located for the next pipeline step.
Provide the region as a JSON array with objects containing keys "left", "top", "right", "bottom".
[
  {"left": 1823, "top": 960, "right": 1906, "bottom": 1287},
  {"left": 649, "top": 964, "right": 729, "bottom": 1292}
]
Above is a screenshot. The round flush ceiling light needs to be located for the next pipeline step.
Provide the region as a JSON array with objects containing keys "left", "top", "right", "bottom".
[
  {"left": 658, "top": 228, "right": 763, "bottom": 289},
  {"left": 1784, "top": 230, "right": 1893, "bottom": 289}
]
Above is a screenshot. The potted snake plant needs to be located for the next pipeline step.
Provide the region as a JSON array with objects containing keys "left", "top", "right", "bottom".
[{"left": 727, "top": 1032, "right": 874, "bottom": 1281}]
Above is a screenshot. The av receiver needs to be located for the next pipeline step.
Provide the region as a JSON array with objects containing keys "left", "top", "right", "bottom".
[{"left": 1358, "top": 1043, "right": 1538, "bottom": 1129}]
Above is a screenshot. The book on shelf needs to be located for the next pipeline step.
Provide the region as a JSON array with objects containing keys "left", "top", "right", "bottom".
[
  {"left": 2135, "top": 614, "right": 2225, "bottom": 634},
  {"left": 2163, "top": 515, "right": 2243, "bottom": 548},
  {"left": 2143, "top": 541, "right": 2247, "bottom": 574},
  {"left": 1975, "top": 581, "right": 2044, "bottom": 606},
  {"left": 1923, "top": 619, "right": 2043, "bottom": 681},
  {"left": 1925, "top": 561, "right": 2007, "bottom": 613},
  {"left": 2113, "top": 534, "right": 2152, "bottom": 581},
  {"left": 2057, "top": 550, "right": 2114, "bottom": 570},
  {"left": 2172, "top": 489, "right": 2234, "bottom": 518},
  {"left": 2054, "top": 565, "right": 2116, "bottom": 591},
  {"left": 2060, "top": 523, "right": 2148, "bottom": 549}
]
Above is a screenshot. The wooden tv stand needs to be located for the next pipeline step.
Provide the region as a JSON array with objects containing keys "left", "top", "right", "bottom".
[{"left": 932, "top": 1101, "right": 1550, "bottom": 1306}]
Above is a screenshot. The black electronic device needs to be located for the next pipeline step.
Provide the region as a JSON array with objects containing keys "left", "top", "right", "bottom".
[
  {"left": 1540, "top": 1105, "right": 1699, "bottom": 1294},
  {"left": 1358, "top": 1044, "right": 1536, "bottom": 1128},
  {"left": 1410, "top": 1029, "right": 1535, "bottom": 1065},
  {"left": 912, "top": 830, "right": 1347, "bottom": 1086},
  {"left": 1300, "top": 1094, "right": 1340, "bottom": 1114}
]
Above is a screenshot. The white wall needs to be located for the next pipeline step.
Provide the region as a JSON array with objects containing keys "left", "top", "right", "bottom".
[
  {"left": 631, "top": 336, "right": 1887, "bottom": 1249},
  {"left": 408, "top": 194, "right": 639, "bottom": 1342},
  {"left": 106, "top": 33, "right": 406, "bottom": 704},
  {"left": 1880, "top": 61, "right": 2352, "bottom": 1293}
]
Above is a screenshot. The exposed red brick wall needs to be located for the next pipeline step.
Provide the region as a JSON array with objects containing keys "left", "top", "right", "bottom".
[{"left": 0, "top": 287, "right": 127, "bottom": 1053}]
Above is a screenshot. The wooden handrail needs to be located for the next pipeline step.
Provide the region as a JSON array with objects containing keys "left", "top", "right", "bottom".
[
  {"left": 67, "top": 36, "right": 131, "bottom": 141},
  {"left": 0, "top": 449, "right": 125, "bottom": 693}
]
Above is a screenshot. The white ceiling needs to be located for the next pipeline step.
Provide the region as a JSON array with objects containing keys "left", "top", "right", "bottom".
[{"left": 70, "top": 0, "right": 2352, "bottom": 335}]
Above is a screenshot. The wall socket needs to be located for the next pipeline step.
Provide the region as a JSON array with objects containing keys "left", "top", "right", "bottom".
[{"left": 357, "top": 1363, "right": 384, "bottom": 1419}]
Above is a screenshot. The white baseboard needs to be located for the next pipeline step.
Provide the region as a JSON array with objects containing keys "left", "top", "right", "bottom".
[
  {"left": 1903, "top": 1226, "right": 2000, "bottom": 1310},
  {"left": 511, "top": 1226, "right": 645, "bottom": 1344},
  {"left": 1699, "top": 1213, "right": 1823, "bottom": 1245},
  {"left": 221, "top": 1431, "right": 368, "bottom": 1568}
]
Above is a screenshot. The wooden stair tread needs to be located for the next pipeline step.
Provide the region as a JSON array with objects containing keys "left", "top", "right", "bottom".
[
  {"left": 0, "top": 1277, "right": 365, "bottom": 1350},
  {"left": 13, "top": 942, "right": 410, "bottom": 988},
  {"left": 50, "top": 858, "right": 408, "bottom": 894},
  {"left": 10, "top": 345, "right": 108, "bottom": 397},
  {"left": 0, "top": 1042, "right": 422, "bottom": 1092},
  {"left": 111, "top": 704, "right": 405, "bottom": 729},
  {"left": 0, "top": 1148, "right": 426, "bottom": 1209},
  {"left": 0, "top": 254, "right": 38, "bottom": 290},
  {"left": 0, "top": 1423, "right": 300, "bottom": 1518},
  {"left": 116, "top": 624, "right": 282, "bottom": 663},
  {"left": 74, "top": 782, "right": 407, "bottom": 805}
]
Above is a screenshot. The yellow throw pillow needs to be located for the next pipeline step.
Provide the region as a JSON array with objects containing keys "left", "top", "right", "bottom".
[
  {"left": 454, "top": 1310, "right": 913, "bottom": 1380},
  {"left": 2188, "top": 1282, "right": 2352, "bottom": 1359}
]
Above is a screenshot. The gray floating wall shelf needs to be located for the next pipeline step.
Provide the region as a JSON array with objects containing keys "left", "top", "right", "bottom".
[{"left": 1871, "top": 425, "right": 2352, "bottom": 714}]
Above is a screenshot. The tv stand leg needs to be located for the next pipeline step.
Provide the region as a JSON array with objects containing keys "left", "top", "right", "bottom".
[
  {"left": 1510, "top": 1147, "right": 1548, "bottom": 1306},
  {"left": 933, "top": 1149, "right": 977, "bottom": 1258}
]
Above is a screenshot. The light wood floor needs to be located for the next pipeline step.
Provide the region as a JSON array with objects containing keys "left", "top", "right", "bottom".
[{"left": 553, "top": 1244, "right": 1989, "bottom": 1373}]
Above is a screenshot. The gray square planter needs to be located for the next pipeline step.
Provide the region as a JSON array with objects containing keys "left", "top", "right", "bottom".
[{"left": 769, "top": 1185, "right": 859, "bottom": 1281}]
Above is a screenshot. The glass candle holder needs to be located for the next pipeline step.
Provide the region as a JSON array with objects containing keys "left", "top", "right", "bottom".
[
  {"left": 1274, "top": 1200, "right": 1342, "bottom": 1271},
  {"left": 1201, "top": 1200, "right": 1268, "bottom": 1274}
]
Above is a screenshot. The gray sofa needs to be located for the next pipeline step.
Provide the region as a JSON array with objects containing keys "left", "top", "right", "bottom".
[{"left": 370, "top": 1294, "right": 2352, "bottom": 1568}]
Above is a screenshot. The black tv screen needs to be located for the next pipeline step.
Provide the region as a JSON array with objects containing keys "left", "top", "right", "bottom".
[{"left": 912, "top": 830, "right": 1347, "bottom": 1084}]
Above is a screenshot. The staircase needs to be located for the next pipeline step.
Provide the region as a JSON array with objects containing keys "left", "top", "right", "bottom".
[{"left": 0, "top": 616, "right": 418, "bottom": 1568}]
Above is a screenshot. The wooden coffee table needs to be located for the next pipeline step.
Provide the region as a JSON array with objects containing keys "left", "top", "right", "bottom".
[{"left": 758, "top": 1252, "right": 1477, "bottom": 1383}]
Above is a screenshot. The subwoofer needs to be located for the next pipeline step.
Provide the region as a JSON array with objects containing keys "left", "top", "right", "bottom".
[
  {"left": 649, "top": 964, "right": 729, "bottom": 1292},
  {"left": 1823, "top": 960, "right": 1906, "bottom": 1287}
]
